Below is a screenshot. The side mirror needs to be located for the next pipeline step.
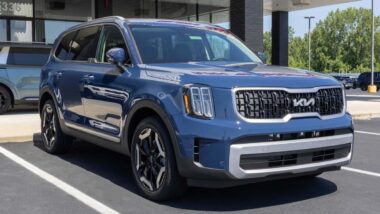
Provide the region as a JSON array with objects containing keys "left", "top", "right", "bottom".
[
  {"left": 106, "top": 47, "right": 126, "bottom": 66},
  {"left": 257, "top": 51, "right": 267, "bottom": 64}
]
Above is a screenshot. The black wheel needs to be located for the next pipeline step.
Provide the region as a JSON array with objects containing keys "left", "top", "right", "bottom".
[
  {"left": 131, "top": 117, "right": 187, "bottom": 201},
  {"left": 41, "top": 99, "right": 73, "bottom": 154},
  {"left": 360, "top": 85, "right": 367, "bottom": 91},
  {"left": 0, "top": 86, "right": 12, "bottom": 114}
]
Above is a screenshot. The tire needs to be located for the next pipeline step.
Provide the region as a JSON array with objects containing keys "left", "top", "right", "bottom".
[
  {"left": 0, "top": 86, "right": 12, "bottom": 114},
  {"left": 360, "top": 85, "right": 367, "bottom": 91},
  {"left": 130, "top": 117, "right": 187, "bottom": 201},
  {"left": 40, "top": 99, "right": 73, "bottom": 154}
]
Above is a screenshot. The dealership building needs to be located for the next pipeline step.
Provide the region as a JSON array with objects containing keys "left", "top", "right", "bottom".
[{"left": 0, "top": 0, "right": 355, "bottom": 65}]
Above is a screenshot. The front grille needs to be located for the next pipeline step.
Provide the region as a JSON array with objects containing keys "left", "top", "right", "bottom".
[
  {"left": 235, "top": 87, "right": 344, "bottom": 119},
  {"left": 240, "top": 143, "right": 351, "bottom": 170}
]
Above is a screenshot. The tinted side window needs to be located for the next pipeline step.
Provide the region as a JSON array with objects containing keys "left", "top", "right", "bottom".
[
  {"left": 0, "top": 46, "right": 9, "bottom": 64},
  {"left": 55, "top": 31, "right": 77, "bottom": 60},
  {"left": 97, "top": 25, "right": 129, "bottom": 63},
  {"left": 67, "top": 26, "right": 101, "bottom": 61},
  {"left": 7, "top": 47, "right": 51, "bottom": 66}
]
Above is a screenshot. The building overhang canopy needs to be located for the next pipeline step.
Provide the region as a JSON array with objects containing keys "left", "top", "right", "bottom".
[{"left": 264, "top": 0, "right": 360, "bottom": 15}]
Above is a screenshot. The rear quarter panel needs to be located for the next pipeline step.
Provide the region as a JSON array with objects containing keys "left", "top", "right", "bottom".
[{"left": 5, "top": 65, "right": 40, "bottom": 100}]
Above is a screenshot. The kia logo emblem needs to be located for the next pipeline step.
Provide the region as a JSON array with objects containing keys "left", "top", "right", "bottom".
[{"left": 293, "top": 98, "right": 315, "bottom": 107}]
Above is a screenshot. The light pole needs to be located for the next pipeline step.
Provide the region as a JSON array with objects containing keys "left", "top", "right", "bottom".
[
  {"left": 368, "top": 0, "right": 377, "bottom": 93},
  {"left": 305, "top": 16, "right": 315, "bottom": 71}
]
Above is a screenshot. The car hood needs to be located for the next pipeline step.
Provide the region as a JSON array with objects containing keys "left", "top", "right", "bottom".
[{"left": 141, "top": 62, "right": 340, "bottom": 89}]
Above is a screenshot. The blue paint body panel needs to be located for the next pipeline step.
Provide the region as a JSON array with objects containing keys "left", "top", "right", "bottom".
[{"left": 40, "top": 17, "right": 353, "bottom": 181}]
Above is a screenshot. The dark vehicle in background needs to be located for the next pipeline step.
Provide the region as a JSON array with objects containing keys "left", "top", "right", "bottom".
[
  {"left": 357, "top": 72, "right": 380, "bottom": 91},
  {"left": 0, "top": 42, "right": 51, "bottom": 114},
  {"left": 332, "top": 75, "right": 355, "bottom": 89}
]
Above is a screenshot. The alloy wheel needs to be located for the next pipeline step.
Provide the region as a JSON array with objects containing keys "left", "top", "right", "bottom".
[
  {"left": 135, "top": 128, "right": 166, "bottom": 192},
  {"left": 42, "top": 105, "right": 56, "bottom": 149}
]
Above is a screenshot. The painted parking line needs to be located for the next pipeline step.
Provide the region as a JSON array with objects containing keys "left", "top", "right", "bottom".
[
  {"left": 354, "top": 130, "right": 380, "bottom": 136},
  {"left": 343, "top": 167, "right": 380, "bottom": 178},
  {"left": 0, "top": 146, "right": 120, "bottom": 214}
]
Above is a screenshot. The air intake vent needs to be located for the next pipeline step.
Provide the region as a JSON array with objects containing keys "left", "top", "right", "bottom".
[
  {"left": 194, "top": 140, "right": 200, "bottom": 163},
  {"left": 240, "top": 143, "right": 351, "bottom": 170}
]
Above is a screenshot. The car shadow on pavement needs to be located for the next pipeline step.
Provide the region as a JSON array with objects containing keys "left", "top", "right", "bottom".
[
  {"left": 165, "top": 177, "right": 337, "bottom": 211},
  {"left": 33, "top": 134, "right": 140, "bottom": 194},
  {"left": 33, "top": 134, "right": 338, "bottom": 212}
]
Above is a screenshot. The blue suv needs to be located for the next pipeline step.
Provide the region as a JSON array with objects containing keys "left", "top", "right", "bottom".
[{"left": 39, "top": 17, "right": 354, "bottom": 201}]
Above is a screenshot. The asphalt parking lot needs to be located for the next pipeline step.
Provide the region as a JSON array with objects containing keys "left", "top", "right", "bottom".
[{"left": 0, "top": 115, "right": 379, "bottom": 213}]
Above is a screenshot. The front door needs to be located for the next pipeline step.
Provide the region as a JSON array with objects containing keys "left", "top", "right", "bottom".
[{"left": 81, "top": 25, "right": 131, "bottom": 139}]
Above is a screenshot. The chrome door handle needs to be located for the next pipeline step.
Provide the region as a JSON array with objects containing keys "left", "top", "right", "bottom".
[
  {"left": 82, "top": 74, "right": 95, "bottom": 83},
  {"left": 55, "top": 72, "right": 63, "bottom": 80}
]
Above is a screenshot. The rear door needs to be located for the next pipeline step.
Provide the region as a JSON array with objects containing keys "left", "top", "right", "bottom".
[
  {"left": 5, "top": 46, "right": 50, "bottom": 101},
  {"left": 53, "top": 26, "right": 102, "bottom": 125}
]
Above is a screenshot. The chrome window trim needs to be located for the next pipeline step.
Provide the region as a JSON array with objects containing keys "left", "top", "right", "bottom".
[
  {"left": 232, "top": 85, "right": 346, "bottom": 123},
  {"left": 65, "top": 121, "right": 120, "bottom": 143}
]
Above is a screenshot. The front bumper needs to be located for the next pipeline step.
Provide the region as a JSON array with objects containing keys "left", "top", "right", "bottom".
[
  {"left": 171, "top": 112, "right": 354, "bottom": 183},
  {"left": 228, "top": 133, "right": 353, "bottom": 179}
]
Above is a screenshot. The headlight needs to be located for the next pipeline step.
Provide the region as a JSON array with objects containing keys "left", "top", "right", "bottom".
[{"left": 183, "top": 85, "right": 214, "bottom": 119}]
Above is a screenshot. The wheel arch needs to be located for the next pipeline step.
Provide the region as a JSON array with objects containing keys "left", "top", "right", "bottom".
[
  {"left": 39, "top": 87, "right": 56, "bottom": 115},
  {"left": 123, "top": 99, "right": 181, "bottom": 159},
  {"left": 0, "top": 82, "right": 15, "bottom": 106}
]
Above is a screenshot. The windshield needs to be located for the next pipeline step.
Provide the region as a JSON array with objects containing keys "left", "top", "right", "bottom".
[{"left": 128, "top": 24, "right": 262, "bottom": 64}]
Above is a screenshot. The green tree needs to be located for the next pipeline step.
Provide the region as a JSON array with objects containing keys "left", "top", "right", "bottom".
[
  {"left": 263, "top": 31, "right": 272, "bottom": 64},
  {"left": 263, "top": 7, "right": 380, "bottom": 73},
  {"left": 289, "top": 27, "right": 308, "bottom": 69},
  {"left": 311, "top": 8, "right": 380, "bottom": 72}
]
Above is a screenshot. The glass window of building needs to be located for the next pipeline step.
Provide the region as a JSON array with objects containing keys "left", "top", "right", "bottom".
[
  {"left": 34, "top": 0, "right": 92, "bottom": 43},
  {"left": 34, "top": 0, "right": 93, "bottom": 21},
  {"left": 158, "top": 0, "right": 196, "bottom": 20},
  {"left": 112, "top": 0, "right": 156, "bottom": 18},
  {"left": 35, "top": 20, "right": 81, "bottom": 43},
  {"left": 198, "top": 1, "right": 229, "bottom": 24},
  {"left": 10, "top": 20, "right": 32, "bottom": 42},
  {"left": 0, "top": 20, "right": 6, "bottom": 41}
]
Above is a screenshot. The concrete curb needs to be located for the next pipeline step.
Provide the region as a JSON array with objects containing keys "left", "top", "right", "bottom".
[
  {"left": 351, "top": 113, "right": 380, "bottom": 120},
  {"left": 0, "top": 136, "right": 34, "bottom": 143}
]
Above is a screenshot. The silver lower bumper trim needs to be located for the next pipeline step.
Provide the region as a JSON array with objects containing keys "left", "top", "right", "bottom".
[{"left": 228, "top": 133, "right": 353, "bottom": 179}]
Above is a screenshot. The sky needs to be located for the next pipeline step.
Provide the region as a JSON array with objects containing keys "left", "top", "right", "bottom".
[{"left": 264, "top": 0, "right": 380, "bottom": 37}]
